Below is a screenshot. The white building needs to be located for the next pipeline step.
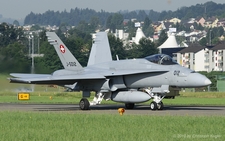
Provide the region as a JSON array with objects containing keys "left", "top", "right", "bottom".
[
  {"left": 208, "top": 44, "right": 225, "bottom": 71},
  {"left": 114, "top": 29, "right": 129, "bottom": 40},
  {"left": 157, "top": 33, "right": 187, "bottom": 58},
  {"left": 175, "top": 43, "right": 225, "bottom": 72},
  {"left": 131, "top": 27, "right": 146, "bottom": 44},
  {"left": 158, "top": 33, "right": 180, "bottom": 49},
  {"left": 175, "top": 44, "right": 207, "bottom": 71}
]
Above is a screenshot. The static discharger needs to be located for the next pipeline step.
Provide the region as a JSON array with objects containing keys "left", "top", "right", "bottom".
[
  {"left": 18, "top": 93, "right": 30, "bottom": 100},
  {"left": 118, "top": 108, "right": 125, "bottom": 115}
]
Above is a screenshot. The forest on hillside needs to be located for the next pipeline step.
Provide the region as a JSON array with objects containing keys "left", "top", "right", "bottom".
[
  {"left": 24, "top": 1, "right": 225, "bottom": 26},
  {"left": 0, "top": 22, "right": 162, "bottom": 74}
]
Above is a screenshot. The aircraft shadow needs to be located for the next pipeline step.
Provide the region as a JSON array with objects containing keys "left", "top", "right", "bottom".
[{"left": 33, "top": 104, "right": 224, "bottom": 112}]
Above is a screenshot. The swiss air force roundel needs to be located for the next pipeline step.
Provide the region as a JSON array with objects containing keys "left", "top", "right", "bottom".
[{"left": 60, "top": 45, "right": 65, "bottom": 53}]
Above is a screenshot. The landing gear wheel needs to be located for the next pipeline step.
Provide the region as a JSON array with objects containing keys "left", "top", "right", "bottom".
[
  {"left": 150, "top": 101, "right": 157, "bottom": 110},
  {"left": 79, "top": 98, "right": 90, "bottom": 110},
  {"left": 125, "top": 103, "right": 135, "bottom": 109},
  {"left": 157, "top": 101, "right": 164, "bottom": 110}
]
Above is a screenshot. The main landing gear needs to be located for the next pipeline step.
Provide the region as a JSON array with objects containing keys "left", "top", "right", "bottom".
[
  {"left": 145, "top": 87, "right": 167, "bottom": 111},
  {"left": 150, "top": 101, "right": 164, "bottom": 110},
  {"left": 79, "top": 92, "right": 110, "bottom": 110},
  {"left": 79, "top": 98, "right": 90, "bottom": 110},
  {"left": 79, "top": 86, "right": 169, "bottom": 111}
]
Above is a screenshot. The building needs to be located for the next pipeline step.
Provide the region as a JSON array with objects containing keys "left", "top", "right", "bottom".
[
  {"left": 158, "top": 33, "right": 186, "bottom": 57},
  {"left": 130, "top": 27, "right": 146, "bottom": 44},
  {"left": 209, "top": 43, "right": 225, "bottom": 71},
  {"left": 174, "top": 42, "right": 225, "bottom": 72},
  {"left": 175, "top": 44, "right": 207, "bottom": 71}
]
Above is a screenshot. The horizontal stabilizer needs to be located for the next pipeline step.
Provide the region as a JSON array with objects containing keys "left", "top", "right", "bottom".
[{"left": 10, "top": 73, "right": 51, "bottom": 78}]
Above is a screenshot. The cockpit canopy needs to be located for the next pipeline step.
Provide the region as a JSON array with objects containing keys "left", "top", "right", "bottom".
[{"left": 145, "top": 54, "right": 177, "bottom": 65}]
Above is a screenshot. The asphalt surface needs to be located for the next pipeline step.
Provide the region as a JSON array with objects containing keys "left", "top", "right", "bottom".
[{"left": 0, "top": 103, "right": 225, "bottom": 116}]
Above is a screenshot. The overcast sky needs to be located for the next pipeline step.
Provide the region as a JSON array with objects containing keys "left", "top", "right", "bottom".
[{"left": 1, "top": 0, "right": 225, "bottom": 19}]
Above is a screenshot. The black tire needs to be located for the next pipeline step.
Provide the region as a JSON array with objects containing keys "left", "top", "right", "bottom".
[
  {"left": 157, "top": 101, "right": 164, "bottom": 110},
  {"left": 125, "top": 103, "right": 135, "bottom": 109},
  {"left": 79, "top": 98, "right": 90, "bottom": 110},
  {"left": 150, "top": 101, "right": 157, "bottom": 110}
]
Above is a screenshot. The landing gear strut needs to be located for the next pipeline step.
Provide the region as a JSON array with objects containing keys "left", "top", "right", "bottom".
[{"left": 157, "top": 101, "right": 164, "bottom": 110}]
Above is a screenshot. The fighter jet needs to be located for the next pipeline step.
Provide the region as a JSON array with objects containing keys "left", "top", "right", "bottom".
[{"left": 9, "top": 32, "right": 211, "bottom": 110}]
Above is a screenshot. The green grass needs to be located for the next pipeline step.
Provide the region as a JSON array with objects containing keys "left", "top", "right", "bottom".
[
  {"left": 180, "top": 91, "right": 225, "bottom": 98},
  {"left": 0, "top": 73, "right": 65, "bottom": 92},
  {"left": 162, "top": 97, "right": 225, "bottom": 106},
  {"left": 1, "top": 75, "right": 225, "bottom": 141},
  {"left": 0, "top": 91, "right": 90, "bottom": 104},
  {"left": 2, "top": 73, "right": 225, "bottom": 105},
  {"left": 0, "top": 111, "right": 224, "bottom": 141},
  {"left": 1, "top": 91, "right": 225, "bottom": 106},
  {"left": 1, "top": 88, "right": 225, "bottom": 105}
]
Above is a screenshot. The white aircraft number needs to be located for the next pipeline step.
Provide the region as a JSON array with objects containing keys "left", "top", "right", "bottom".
[
  {"left": 66, "top": 62, "right": 77, "bottom": 67},
  {"left": 173, "top": 70, "right": 180, "bottom": 76}
]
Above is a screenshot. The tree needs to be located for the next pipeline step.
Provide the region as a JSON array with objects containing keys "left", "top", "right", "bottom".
[
  {"left": 30, "top": 25, "right": 42, "bottom": 31},
  {"left": 37, "top": 40, "right": 62, "bottom": 73},
  {"left": 125, "top": 43, "right": 142, "bottom": 59},
  {"left": 138, "top": 38, "right": 158, "bottom": 57},
  {"left": 125, "top": 21, "right": 136, "bottom": 40},
  {"left": 156, "top": 30, "right": 168, "bottom": 47},
  {"left": 143, "top": 17, "right": 151, "bottom": 31},
  {"left": 142, "top": 17, "right": 154, "bottom": 37},
  {"left": 199, "top": 37, "right": 207, "bottom": 46},
  {"left": 108, "top": 34, "right": 126, "bottom": 60},
  {"left": 0, "top": 23, "right": 25, "bottom": 48},
  {"left": 0, "top": 42, "right": 30, "bottom": 73},
  {"left": 90, "top": 16, "right": 100, "bottom": 31},
  {"left": 106, "top": 13, "right": 124, "bottom": 32},
  {"left": 124, "top": 38, "right": 158, "bottom": 59},
  {"left": 13, "top": 20, "right": 20, "bottom": 26}
]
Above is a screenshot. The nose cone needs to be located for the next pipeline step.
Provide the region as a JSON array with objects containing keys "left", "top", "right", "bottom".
[
  {"left": 187, "top": 73, "right": 211, "bottom": 87},
  {"left": 204, "top": 78, "right": 212, "bottom": 86}
]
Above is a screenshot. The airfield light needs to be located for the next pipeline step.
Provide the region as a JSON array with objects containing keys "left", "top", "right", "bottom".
[{"left": 118, "top": 108, "right": 125, "bottom": 115}]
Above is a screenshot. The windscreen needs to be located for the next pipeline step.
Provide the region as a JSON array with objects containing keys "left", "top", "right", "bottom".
[{"left": 145, "top": 54, "right": 177, "bottom": 65}]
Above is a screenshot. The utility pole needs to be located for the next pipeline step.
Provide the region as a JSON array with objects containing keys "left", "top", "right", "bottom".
[{"left": 209, "top": 30, "right": 212, "bottom": 46}]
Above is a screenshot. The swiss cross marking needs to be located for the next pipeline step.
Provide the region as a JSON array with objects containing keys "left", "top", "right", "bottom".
[{"left": 60, "top": 45, "right": 65, "bottom": 53}]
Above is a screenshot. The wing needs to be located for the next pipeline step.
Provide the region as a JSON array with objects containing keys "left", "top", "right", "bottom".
[
  {"left": 9, "top": 73, "right": 105, "bottom": 84},
  {"left": 9, "top": 69, "right": 167, "bottom": 84}
]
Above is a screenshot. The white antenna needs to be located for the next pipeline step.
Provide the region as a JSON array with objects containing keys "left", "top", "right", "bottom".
[{"left": 116, "top": 55, "right": 119, "bottom": 61}]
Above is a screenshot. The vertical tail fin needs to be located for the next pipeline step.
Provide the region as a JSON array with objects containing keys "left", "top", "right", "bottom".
[
  {"left": 46, "top": 32, "right": 83, "bottom": 71},
  {"left": 87, "top": 32, "right": 112, "bottom": 66}
]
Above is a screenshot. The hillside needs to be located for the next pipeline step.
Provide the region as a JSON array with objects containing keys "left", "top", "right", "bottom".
[{"left": 24, "top": 1, "right": 225, "bottom": 26}]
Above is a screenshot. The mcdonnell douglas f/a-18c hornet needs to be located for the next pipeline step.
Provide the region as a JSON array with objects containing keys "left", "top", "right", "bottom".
[{"left": 9, "top": 32, "right": 211, "bottom": 110}]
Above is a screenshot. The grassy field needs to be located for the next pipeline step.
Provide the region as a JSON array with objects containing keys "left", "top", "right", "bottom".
[
  {"left": 0, "top": 111, "right": 224, "bottom": 141},
  {"left": 1, "top": 73, "right": 225, "bottom": 105},
  {"left": 1, "top": 74, "right": 225, "bottom": 141},
  {"left": 1, "top": 91, "right": 225, "bottom": 106}
]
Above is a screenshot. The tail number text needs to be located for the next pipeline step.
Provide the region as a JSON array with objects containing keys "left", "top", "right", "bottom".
[{"left": 66, "top": 62, "right": 77, "bottom": 67}]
